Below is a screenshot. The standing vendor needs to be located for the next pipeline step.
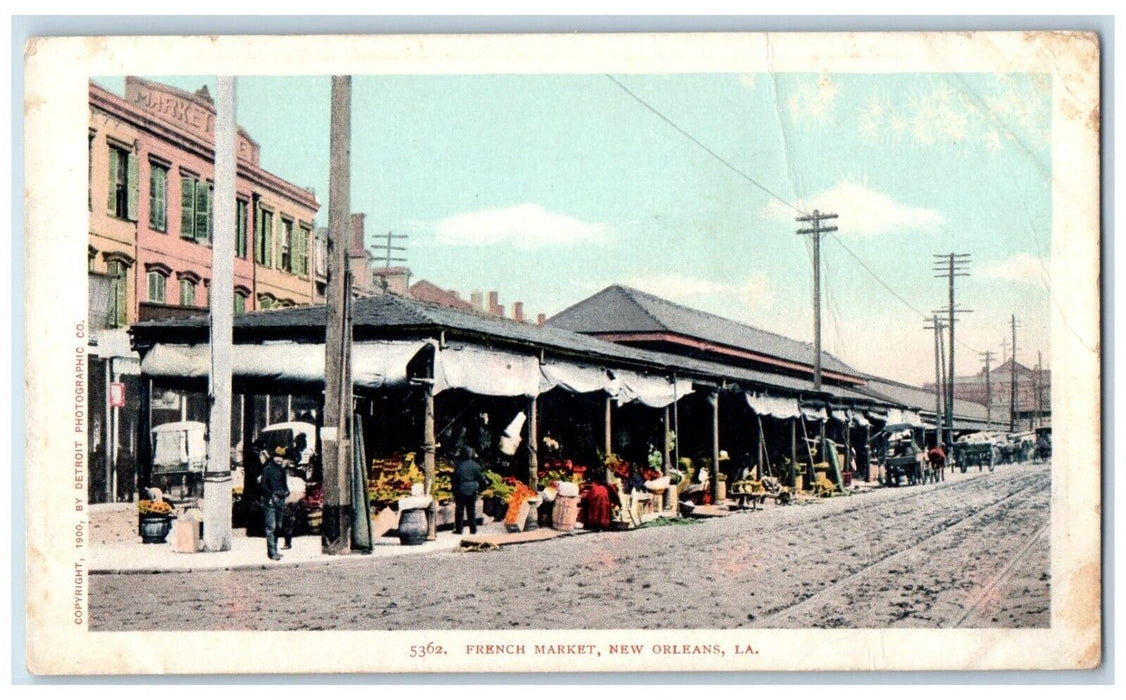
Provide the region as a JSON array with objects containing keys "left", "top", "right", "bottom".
[{"left": 452, "top": 447, "right": 488, "bottom": 535}]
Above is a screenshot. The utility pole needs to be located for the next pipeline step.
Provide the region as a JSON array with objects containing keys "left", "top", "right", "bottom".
[
  {"left": 323, "top": 75, "right": 353, "bottom": 554},
  {"left": 795, "top": 210, "right": 838, "bottom": 391},
  {"left": 202, "top": 76, "right": 237, "bottom": 552},
  {"left": 933, "top": 252, "right": 971, "bottom": 449},
  {"left": 924, "top": 315, "right": 945, "bottom": 447},
  {"left": 1009, "top": 314, "right": 1020, "bottom": 432},
  {"left": 979, "top": 350, "right": 994, "bottom": 431}
]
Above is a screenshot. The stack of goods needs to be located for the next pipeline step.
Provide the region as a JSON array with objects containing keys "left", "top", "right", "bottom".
[
  {"left": 503, "top": 482, "right": 538, "bottom": 532},
  {"left": 366, "top": 453, "right": 425, "bottom": 512},
  {"left": 538, "top": 459, "right": 587, "bottom": 488}
]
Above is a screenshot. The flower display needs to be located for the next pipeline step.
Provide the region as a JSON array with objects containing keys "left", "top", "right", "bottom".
[
  {"left": 297, "top": 483, "right": 324, "bottom": 512},
  {"left": 537, "top": 458, "right": 587, "bottom": 487},
  {"left": 138, "top": 499, "right": 173, "bottom": 517},
  {"left": 503, "top": 482, "right": 538, "bottom": 525},
  {"left": 604, "top": 453, "right": 631, "bottom": 480}
]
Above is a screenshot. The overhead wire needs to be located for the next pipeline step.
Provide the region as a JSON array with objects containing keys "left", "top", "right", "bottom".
[{"left": 605, "top": 73, "right": 986, "bottom": 357}]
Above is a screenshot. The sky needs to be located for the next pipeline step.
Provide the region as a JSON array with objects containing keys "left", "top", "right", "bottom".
[{"left": 96, "top": 72, "right": 1053, "bottom": 386}]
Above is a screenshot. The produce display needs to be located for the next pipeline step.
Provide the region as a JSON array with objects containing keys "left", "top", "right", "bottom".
[{"left": 138, "top": 499, "right": 173, "bottom": 517}]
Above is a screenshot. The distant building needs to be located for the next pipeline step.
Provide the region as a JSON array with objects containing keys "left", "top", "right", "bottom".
[
  {"left": 314, "top": 213, "right": 380, "bottom": 301},
  {"left": 924, "top": 357, "right": 1050, "bottom": 430},
  {"left": 408, "top": 279, "right": 473, "bottom": 310}
]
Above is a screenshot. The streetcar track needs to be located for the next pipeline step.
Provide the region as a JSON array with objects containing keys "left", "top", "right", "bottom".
[
  {"left": 954, "top": 521, "right": 1050, "bottom": 627},
  {"left": 758, "top": 471, "right": 1050, "bottom": 625},
  {"left": 763, "top": 466, "right": 1043, "bottom": 535}
]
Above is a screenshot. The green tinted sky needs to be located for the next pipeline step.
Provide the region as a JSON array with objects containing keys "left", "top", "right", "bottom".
[{"left": 96, "top": 72, "right": 1053, "bottom": 385}]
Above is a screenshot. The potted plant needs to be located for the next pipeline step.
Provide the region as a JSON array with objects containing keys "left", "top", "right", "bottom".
[{"left": 137, "top": 499, "right": 175, "bottom": 544}]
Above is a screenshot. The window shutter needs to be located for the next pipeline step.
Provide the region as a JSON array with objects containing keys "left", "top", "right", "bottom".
[
  {"left": 155, "top": 169, "right": 166, "bottom": 230},
  {"left": 195, "top": 181, "right": 210, "bottom": 243},
  {"left": 181, "top": 176, "right": 195, "bottom": 238},
  {"left": 125, "top": 152, "right": 140, "bottom": 221},
  {"left": 107, "top": 151, "right": 118, "bottom": 214}
]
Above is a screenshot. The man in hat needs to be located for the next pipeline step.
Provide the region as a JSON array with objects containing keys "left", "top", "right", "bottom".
[
  {"left": 452, "top": 446, "right": 488, "bottom": 535},
  {"left": 261, "top": 446, "right": 290, "bottom": 560}
]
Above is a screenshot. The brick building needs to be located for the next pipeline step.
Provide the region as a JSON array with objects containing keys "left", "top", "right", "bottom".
[
  {"left": 87, "top": 77, "right": 321, "bottom": 503},
  {"left": 88, "top": 77, "right": 320, "bottom": 328},
  {"left": 924, "top": 357, "right": 1050, "bottom": 430}
]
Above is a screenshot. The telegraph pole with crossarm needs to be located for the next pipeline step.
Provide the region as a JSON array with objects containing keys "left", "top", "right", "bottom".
[
  {"left": 933, "top": 253, "right": 971, "bottom": 449},
  {"left": 796, "top": 210, "right": 839, "bottom": 391}
]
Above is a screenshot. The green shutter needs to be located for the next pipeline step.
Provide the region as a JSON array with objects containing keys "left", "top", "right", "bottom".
[
  {"left": 181, "top": 176, "right": 195, "bottom": 238},
  {"left": 237, "top": 202, "right": 247, "bottom": 257},
  {"left": 155, "top": 168, "right": 166, "bottom": 230},
  {"left": 195, "top": 181, "right": 209, "bottom": 243},
  {"left": 107, "top": 150, "right": 118, "bottom": 214},
  {"left": 125, "top": 152, "right": 140, "bottom": 221}
]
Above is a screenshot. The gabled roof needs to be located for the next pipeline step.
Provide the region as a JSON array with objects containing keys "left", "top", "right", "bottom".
[
  {"left": 861, "top": 374, "right": 989, "bottom": 422},
  {"left": 130, "top": 294, "right": 880, "bottom": 401},
  {"left": 547, "top": 285, "right": 860, "bottom": 378}
]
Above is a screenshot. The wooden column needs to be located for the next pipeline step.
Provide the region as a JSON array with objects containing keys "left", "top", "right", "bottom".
[
  {"left": 137, "top": 377, "right": 152, "bottom": 490},
  {"left": 662, "top": 406, "right": 674, "bottom": 510},
  {"left": 423, "top": 381, "right": 437, "bottom": 541},
  {"left": 526, "top": 396, "right": 538, "bottom": 490},
  {"left": 241, "top": 393, "right": 260, "bottom": 505},
  {"left": 756, "top": 417, "right": 765, "bottom": 480},
  {"left": 708, "top": 390, "right": 720, "bottom": 502},
  {"left": 603, "top": 394, "right": 613, "bottom": 456},
  {"left": 790, "top": 418, "right": 798, "bottom": 489}
]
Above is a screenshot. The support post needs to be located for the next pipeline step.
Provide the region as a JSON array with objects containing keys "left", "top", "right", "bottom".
[
  {"left": 104, "top": 359, "right": 114, "bottom": 503},
  {"left": 603, "top": 394, "right": 613, "bottom": 456},
  {"left": 526, "top": 396, "right": 538, "bottom": 491},
  {"left": 790, "top": 418, "right": 798, "bottom": 489},
  {"left": 423, "top": 380, "right": 437, "bottom": 541},
  {"left": 322, "top": 75, "right": 353, "bottom": 554},
  {"left": 241, "top": 392, "right": 259, "bottom": 509},
  {"left": 137, "top": 377, "right": 152, "bottom": 490},
  {"left": 708, "top": 390, "right": 720, "bottom": 503},
  {"left": 662, "top": 406, "right": 674, "bottom": 510}
]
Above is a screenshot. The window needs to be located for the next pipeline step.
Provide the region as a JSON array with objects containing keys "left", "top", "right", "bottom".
[
  {"left": 148, "top": 163, "right": 168, "bottom": 232},
  {"left": 296, "top": 225, "right": 311, "bottom": 277},
  {"left": 180, "top": 175, "right": 212, "bottom": 243},
  {"left": 255, "top": 205, "right": 273, "bottom": 266},
  {"left": 107, "top": 144, "right": 138, "bottom": 221},
  {"left": 280, "top": 218, "right": 294, "bottom": 273},
  {"left": 258, "top": 294, "right": 274, "bottom": 310},
  {"left": 179, "top": 278, "right": 196, "bottom": 307},
  {"left": 236, "top": 200, "right": 248, "bottom": 258},
  {"left": 234, "top": 293, "right": 247, "bottom": 315},
  {"left": 107, "top": 260, "right": 128, "bottom": 328},
  {"left": 147, "top": 270, "right": 167, "bottom": 303}
]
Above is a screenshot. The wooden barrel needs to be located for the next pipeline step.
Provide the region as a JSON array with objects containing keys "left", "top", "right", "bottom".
[
  {"left": 398, "top": 508, "right": 427, "bottom": 546},
  {"left": 552, "top": 495, "right": 579, "bottom": 532}
]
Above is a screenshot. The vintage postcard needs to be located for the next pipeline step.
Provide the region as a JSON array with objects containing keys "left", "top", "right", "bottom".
[{"left": 23, "top": 31, "right": 1100, "bottom": 674}]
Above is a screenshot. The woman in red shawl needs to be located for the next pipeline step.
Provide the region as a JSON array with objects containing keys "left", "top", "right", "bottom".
[{"left": 581, "top": 467, "right": 620, "bottom": 532}]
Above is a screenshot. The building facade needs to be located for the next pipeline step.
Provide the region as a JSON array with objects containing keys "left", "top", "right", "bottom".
[
  {"left": 89, "top": 77, "right": 320, "bottom": 328},
  {"left": 924, "top": 358, "right": 1050, "bottom": 430},
  {"left": 87, "top": 77, "right": 321, "bottom": 504}
]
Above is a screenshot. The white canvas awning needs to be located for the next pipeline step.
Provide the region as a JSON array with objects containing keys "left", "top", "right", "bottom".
[
  {"left": 745, "top": 393, "right": 802, "bottom": 419},
  {"left": 433, "top": 344, "right": 541, "bottom": 397},
  {"left": 831, "top": 409, "right": 850, "bottom": 423},
  {"left": 852, "top": 412, "right": 870, "bottom": 427},
  {"left": 612, "top": 369, "right": 686, "bottom": 408},
  {"left": 801, "top": 405, "right": 828, "bottom": 422},
  {"left": 140, "top": 340, "right": 428, "bottom": 389},
  {"left": 539, "top": 361, "right": 613, "bottom": 395}
]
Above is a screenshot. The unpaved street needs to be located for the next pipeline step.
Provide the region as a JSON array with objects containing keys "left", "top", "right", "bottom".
[{"left": 90, "top": 462, "right": 1050, "bottom": 631}]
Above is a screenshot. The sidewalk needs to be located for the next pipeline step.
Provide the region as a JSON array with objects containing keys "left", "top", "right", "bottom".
[{"left": 89, "top": 519, "right": 518, "bottom": 575}]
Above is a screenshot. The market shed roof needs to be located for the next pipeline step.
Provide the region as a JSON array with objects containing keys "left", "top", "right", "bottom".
[
  {"left": 133, "top": 294, "right": 889, "bottom": 403},
  {"left": 860, "top": 375, "right": 989, "bottom": 425},
  {"left": 547, "top": 285, "right": 862, "bottom": 379}
]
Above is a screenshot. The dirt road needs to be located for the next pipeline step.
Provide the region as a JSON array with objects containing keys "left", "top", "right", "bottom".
[{"left": 89, "top": 461, "right": 1050, "bottom": 630}]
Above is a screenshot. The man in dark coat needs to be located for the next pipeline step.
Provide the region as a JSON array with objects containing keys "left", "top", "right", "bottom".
[
  {"left": 261, "top": 446, "right": 290, "bottom": 560},
  {"left": 453, "top": 447, "right": 488, "bottom": 535}
]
